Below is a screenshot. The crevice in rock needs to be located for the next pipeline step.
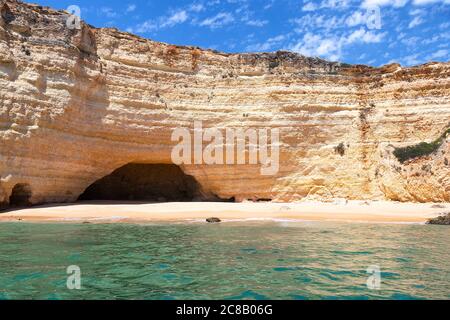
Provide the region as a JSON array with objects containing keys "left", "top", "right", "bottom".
[
  {"left": 72, "top": 24, "right": 97, "bottom": 56},
  {"left": 0, "top": 3, "right": 15, "bottom": 24}
]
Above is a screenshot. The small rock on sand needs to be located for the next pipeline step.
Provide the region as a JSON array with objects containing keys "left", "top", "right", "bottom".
[{"left": 206, "top": 217, "right": 221, "bottom": 223}]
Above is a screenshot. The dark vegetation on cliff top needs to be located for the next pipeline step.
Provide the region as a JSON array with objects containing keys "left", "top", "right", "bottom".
[{"left": 394, "top": 127, "right": 450, "bottom": 163}]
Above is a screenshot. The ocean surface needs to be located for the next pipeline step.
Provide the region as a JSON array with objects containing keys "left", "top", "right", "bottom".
[{"left": 0, "top": 221, "right": 449, "bottom": 300}]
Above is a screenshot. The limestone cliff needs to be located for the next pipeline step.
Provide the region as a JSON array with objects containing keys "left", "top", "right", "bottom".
[{"left": 0, "top": 0, "right": 449, "bottom": 206}]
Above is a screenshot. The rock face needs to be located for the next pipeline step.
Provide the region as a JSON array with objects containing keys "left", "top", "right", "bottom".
[{"left": 0, "top": 0, "right": 449, "bottom": 207}]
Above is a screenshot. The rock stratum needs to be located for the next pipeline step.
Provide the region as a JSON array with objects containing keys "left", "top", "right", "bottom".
[{"left": 1, "top": 0, "right": 449, "bottom": 207}]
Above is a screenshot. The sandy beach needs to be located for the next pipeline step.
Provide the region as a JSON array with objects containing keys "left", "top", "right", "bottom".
[{"left": 0, "top": 200, "right": 447, "bottom": 224}]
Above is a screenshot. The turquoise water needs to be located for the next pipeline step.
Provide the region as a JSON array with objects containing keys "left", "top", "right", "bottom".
[{"left": 0, "top": 221, "right": 449, "bottom": 300}]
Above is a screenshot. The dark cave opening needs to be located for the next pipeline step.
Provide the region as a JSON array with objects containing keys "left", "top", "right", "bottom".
[
  {"left": 9, "top": 183, "right": 32, "bottom": 207},
  {"left": 78, "top": 163, "right": 209, "bottom": 202}
]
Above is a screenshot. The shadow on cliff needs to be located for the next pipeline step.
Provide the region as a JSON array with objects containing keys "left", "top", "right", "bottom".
[{"left": 77, "top": 163, "right": 235, "bottom": 203}]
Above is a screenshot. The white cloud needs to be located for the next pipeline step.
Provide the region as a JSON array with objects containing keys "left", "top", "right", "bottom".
[
  {"left": 362, "top": 0, "right": 450, "bottom": 7},
  {"left": 300, "top": 0, "right": 354, "bottom": 11},
  {"left": 289, "top": 28, "right": 386, "bottom": 61},
  {"left": 302, "top": 2, "right": 318, "bottom": 11},
  {"left": 289, "top": 33, "right": 342, "bottom": 61},
  {"left": 396, "top": 49, "right": 447, "bottom": 66},
  {"left": 189, "top": 3, "right": 205, "bottom": 12},
  {"left": 439, "top": 21, "right": 450, "bottom": 29},
  {"left": 126, "top": 4, "right": 136, "bottom": 13},
  {"left": 413, "top": 0, "right": 450, "bottom": 5},
  {"left": 134, "top": 20, "right": 157, "bottom": 33},
  {"left": 345, "top": 27, "right": 386, "bottom": 44},
  {"left": 361, "top": 0, "right": 408, "bottom": 8},
  {"left": 400, "top": 35, "right": 421, "bottom": 46},
  {"left": 320, "top": 0, "right": 353, "bottom": 10},
  {"left": 422, "top": 35, "right": 440, "bottom": 44},
  {"left": 246, "top": 34, "right": 286, "bottom": 52},
  {"left": 100, "top": 7, "right": 118, "bottom": 18},
  {"left": 409, "top": 8, "right": 425, "bottom": 14},
  {"left": 199, "top": 12, "right": 235, "bottom": 28},
  {"left": 401, "top": 53, "right": 421, "bottom": 65},
  {"left": 161, "top": 10, "right": 189, "bottom": 28},
  {"left": 291, "top": 14, "right": 346, "bottom": 32},
  {"left": 245, "top": 19, "right": 269, "bottom": 27},
  {"left": 408, "top": 16, "right": 424, "bottom": 28},
  {"left": 264, "top": 1, "right": 275, "bottom": 10},
  {"left": 132, "top": 9, "right": 189, "bottom": 33},
  {"left": 427, "top": 49, "right": 449, "bottom": 59},
  {"left": 346, "top": 11, "right": 368, "bottom": 27}
]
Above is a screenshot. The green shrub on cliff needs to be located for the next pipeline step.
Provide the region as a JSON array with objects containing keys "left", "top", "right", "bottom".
[{"left": 394, "top": 127, "right": 450, "bottom": 163}]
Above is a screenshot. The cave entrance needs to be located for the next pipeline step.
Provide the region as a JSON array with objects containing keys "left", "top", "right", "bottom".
[
  {"left": 9, "top": 183, "right": 32, "bottom": 207},
  {"left": 78, "top": 164, "right": 205, "bottom": 202}
]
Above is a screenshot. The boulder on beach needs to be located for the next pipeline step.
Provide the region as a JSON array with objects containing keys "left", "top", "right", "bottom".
[
  {"left": 427, "top": 213, "right": 450, "bottom": 225},
  {"left": 206, "top": 217, "right": 221, "bottom": 223}
]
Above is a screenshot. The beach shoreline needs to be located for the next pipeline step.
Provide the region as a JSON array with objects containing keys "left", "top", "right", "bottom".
[{"left": 0, "top": 200, "right": 447, "bottom": 224}]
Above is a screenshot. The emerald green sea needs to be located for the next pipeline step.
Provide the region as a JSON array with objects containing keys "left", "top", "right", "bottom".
[{"left": 0, "top": 221, "right": 449, "bottom": 300}]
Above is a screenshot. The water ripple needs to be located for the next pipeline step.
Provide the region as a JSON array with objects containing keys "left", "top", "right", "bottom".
[{"left": 0, "top": 221, "right": 449, "bottom": 300}]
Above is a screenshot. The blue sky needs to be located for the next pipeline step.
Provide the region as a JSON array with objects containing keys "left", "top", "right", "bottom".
[{"left": 31, "top": 0, "right": 449, "bottom": 66}]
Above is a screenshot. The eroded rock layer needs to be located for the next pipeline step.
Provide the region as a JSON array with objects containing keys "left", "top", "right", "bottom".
[{"left": 1, "top": 0, "right": 449, "bottom": 206}]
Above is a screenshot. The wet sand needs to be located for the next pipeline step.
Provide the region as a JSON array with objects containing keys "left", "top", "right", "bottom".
[{"left": 0, "top": 200, "right": 447, "bottom": 224}]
